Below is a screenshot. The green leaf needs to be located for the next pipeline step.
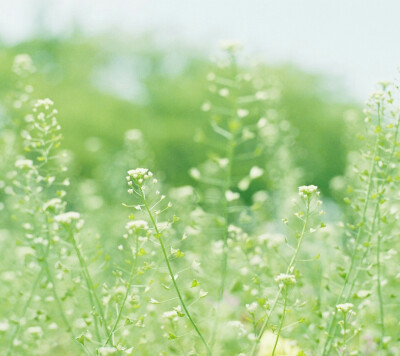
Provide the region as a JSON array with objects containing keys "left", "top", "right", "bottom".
[
  {"left": 138, "top": 248, "right": 147, "bottom": 256},
  {"left": 191, "top": 279, "right": 200, "bottom": 288},
  {"left": 168, "top": 332, "right": 177, "bottom": 340},
  {"left": 76, "top": 334, "right": 86, "bottom": 345}
]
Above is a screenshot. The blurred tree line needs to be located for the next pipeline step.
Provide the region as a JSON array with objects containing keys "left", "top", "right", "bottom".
[{"left": 0, "top": 36, "right": 360, "bottom": 198}]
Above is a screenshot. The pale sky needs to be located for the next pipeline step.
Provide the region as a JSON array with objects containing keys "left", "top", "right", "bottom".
[{"left": 1, "top": 0, "right": 399, "bottom": 101}]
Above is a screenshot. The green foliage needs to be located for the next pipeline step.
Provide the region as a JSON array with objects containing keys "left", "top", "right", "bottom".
[
  {"left": 0, "top": 37, "right": 356, "bottom": 195},
  {"left": 1, "top": 38, "right": 398, "bottom": 356}
]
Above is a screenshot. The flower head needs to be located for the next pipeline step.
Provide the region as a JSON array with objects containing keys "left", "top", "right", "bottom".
[
  {"left": 125, "top": 129, "right": 142, "bottom": 142},
  {"left": 43, "top": 198, "right": 63, "bottom": 211},
  {"left": 298, "top": 185, "right": 319, "bottom": 198},
  {"left": 336, "top": 303, "right": 354, "bottom": 313},
  {"left": 162, "top": 310, "right": 178, "bottom": 319},
  {"left": 54, "top": 211, "right": 84, "bottom": 230},
  {"left": 97, "top": 346, "right": 117, "bottom": 355},
  {"left": 26, "top": 326, "right": 43, "bottom": 337},
  {"left": 126, "top": 168, "right": 154, "bottom": 188},
  {"left": 34, "top": 98, "right": 54, "bottom": 111},
  {"left": 12, "top": 54, "right": 35, "bottom": 75},
  {"left": 274, "top": 273, "right": 296, "bottom": 287},
  {"left": 125, "top": 220, "right": 149, "bottom": 232},
  {"left": 15, "top": 159, "right": 34, "bottom": 170}
]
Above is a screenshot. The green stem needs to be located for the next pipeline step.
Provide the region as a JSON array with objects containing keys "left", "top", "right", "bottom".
[
  {"left": 104, "top": 235, "right": 139, "bottom": 345},
  {"left": 69, "top": 230, "right": 105, "bottom": 341},
  {"left": 271, "top": 287, "right": 289, "bottom": 356},
  {"left": 250, "top": 197, "right": 310, "bottom": 356},
  {"left": 170, "top": 318, "right": 186, "bottom": 355},
  {"left": 41, "top": 257, "right": 91, "bottom": 355},
  {"left": 342, "top": 313, "right": 347, "bottom": 356},
  {"left": 6, "top": 269, "right": 44, "bottom": 356},
  {"left": 348, "top": 112, "right": 400, "bottom": 299},
  {"left": 140, "top": 187, "right": 212, "bottom": 355},
  {"left": 210, "top": 54, "right": 238, "bottom": 350},
  {"left": 376, "top": 210, "right": 385, "bottom": 354},
  {"left": 322, "top": 133, "right": 380, "bottom": 355},
  {"left": 210, "top": 139, "right": 235, "bottom": 349},
  {"left": 322, "top": 106, "right": 399, "bottom": 355}
]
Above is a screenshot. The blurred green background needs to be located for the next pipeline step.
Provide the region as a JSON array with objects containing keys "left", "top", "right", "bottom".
[{"left": 0, "top": 36, "right": 359, "bottom": 197}]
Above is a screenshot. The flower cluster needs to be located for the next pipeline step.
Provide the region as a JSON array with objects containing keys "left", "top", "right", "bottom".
[
  {"left": 55, "top": 211, "right": 84, "bottom": 230},
  {"left": 33, "top": 98, "right": 54, "bottom": 111},
  {"left": 12, "top": 54, "right": 36, "bottom": 76},
  {"left": 5, "top": 46, "right": 400, "bottom": 356},
  {"left": 298, "top": 185, "right": 319, "bottom": 198},
  {"left": 336, "top": 303, "right": 354, "bottom": 314},
  {"left": 125, "top": 220, "right": 149, "bottom": 232},
  {"left": 274, "top": 273, "right": 296, "bottom": 287},
  {"left": 15, "top": 159, "right": 34, "bottom": 170},
  {"left": 126, "top": 168, "right": 154, "bottom": 191}
]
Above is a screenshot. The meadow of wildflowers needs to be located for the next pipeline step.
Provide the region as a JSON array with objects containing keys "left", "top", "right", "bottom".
[{"left": 0, "top": 41, "right": 399, "bottom": 356}]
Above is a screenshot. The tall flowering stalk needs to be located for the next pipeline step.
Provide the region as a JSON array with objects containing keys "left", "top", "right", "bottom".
[
  {"left": 322, "top": 83, "right": 400, "bottom": 355},
  {"left": 250, "top": 185, "right": 322, "bottom": 356},
  {"left": 9, "top": 97, "right": 92, "bottom": 355},
  {"left": 194, "top": 41, "right": 286, "bottom": 350},
  {"left": 124, "top": 168, "right": 212, "bottom": 355},
  {"left": 7, "top": 55, "right": 109, "bottom": 355}
]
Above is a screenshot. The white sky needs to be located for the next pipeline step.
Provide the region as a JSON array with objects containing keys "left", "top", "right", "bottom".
[{"left": 1, "top": 0, "right": 400, "bottom": 101}]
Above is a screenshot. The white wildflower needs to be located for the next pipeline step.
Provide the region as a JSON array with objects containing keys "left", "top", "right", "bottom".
[
  {"left": 12, "top": 54, "right": 35, "bottom": 75},
  {"left": 48, "top": 322, "right": 58, "bottom": 330},
  {"left": 162, "top": 310, "right": 178, "bottom": 319},
  {"left": 201, "top": 101, "right": 211, "bottom": 112},
  {"left": 227, "top": 320, "right": 247, "bottom": 336},
  {"left": 275, "top": 273, "right": 296, "bottom": 286},
  {"left": 336, "top": 303, "right": 354, "bottom": 313},
  {"left": 298, "top": 185, "right": 319, "bottom": 198},
  {"left": 246, "top": 302, "right": 258, "bottom": 313},
  {"left": 98, "top": 346, "right": 118, "bottom": 355},
  {"left": 125, "top": 220, "right": 149, "bottom": 231},
  {"left": 54, "top": 212, "right": 83, "bottom": 229},
  {"left": 127, "top": 168, "right": 153, "bottom": 184},
  {"left": 189, "top": 168, "right": 201, "bottom": 180},
  {"left": 0, "top": 320, "right": 10, "bottom": 332},
  {"left": 237, "top": 109, "right": 249, "bottom": 118},
  {"left": 255, "top": 91, "right": 268, "bottom": 100},
  {"left": 206, "top": 72, "right": 216, "bottom": 81},
  {"left": 34, "top": 98, "right": 54, "bottom": 110},
  {"left": 15, "top": 159, "right": 34, "bottom": 170},
  {"left": 249, "top": 166, "right": 264, "bottom": 179},
  {"left": 225, "top": 190, "right": 240, "bottom": 202},
  {"left": 257, "top": 117, "right": 268, "bottom": 128},
  {"left": 43, "top": 198, "right": 62, "bottom": 211},
  {"left": 26, "top": 326, "right": 43, "bottom": 337},
  {"left": 219, "top": 88, "right": 229, "bottom": 97},
  {"left": 125, "top": 129, "right": 142, "bottom": 141}
]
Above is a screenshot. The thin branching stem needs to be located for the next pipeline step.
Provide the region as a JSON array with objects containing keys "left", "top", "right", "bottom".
[
  {"left": 139, "top": 187, "right": 212, "bottom": 355},
  {"left": 322, "top": 105, "right": 400, "bottom": 355},
  {"left": 250, "top": 196, "right": 311, "bottom": 356},
  {"left": 41, "top": 256, "right": 92, "bottom": 355},
  {"left": 322, "top": 136, "right": 380, "bottom": 355},
  {"left": 209, "top": 53, "right": 238, "bottom": 350},
  {"left": 69, "top": 230, "right": 109, "bottom": 341},
  {"left": 6, "top": 269, "right": 44, "bottom": 356},
  {"left": 104, "top": 236, "right": 139, "bottom": 346},
  {"left": 271, "top": 287, "right": 289, "bottom": 356},
  {"left": 376, "top": 209, "right": 385, "bottom": 354}
]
